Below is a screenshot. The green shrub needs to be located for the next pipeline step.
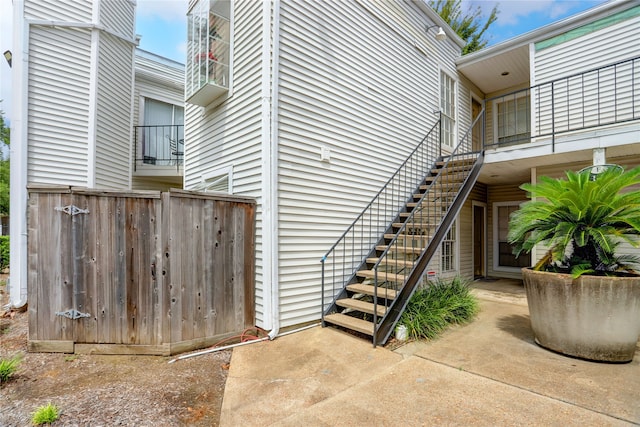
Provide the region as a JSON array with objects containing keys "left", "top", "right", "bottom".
[
  {"left": 0, "top": 354, "right": 21, "bottom": 383},
  {"left": 400, "top": 276, "right": 479, "bottom": 340},
  {"left": 0, "top": 235, "right": 8, "bottom": 271},
  {"left": 31, "top": 403, "right": 60, "bottom": 425}
]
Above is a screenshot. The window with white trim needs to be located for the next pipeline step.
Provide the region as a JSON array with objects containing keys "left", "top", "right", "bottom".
[
  {"left": 440, "top": 71, "right": 456, "bottom": 148},
  {"left": 496, "top": 94, "right": 530, "bottom": 145},
  {"left": 494, "top": 203, "right": 530, "bottom": 269},
  {"left": 441, "top": 221, "right": 457, "bottom": 273}
]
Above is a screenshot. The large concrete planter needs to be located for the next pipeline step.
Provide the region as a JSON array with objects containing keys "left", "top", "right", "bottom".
[{"left": 522, "top": 268, "right": 640, "bottom": 362}]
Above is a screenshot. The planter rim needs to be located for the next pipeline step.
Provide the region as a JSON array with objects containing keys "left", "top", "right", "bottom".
[{"left": 521, "top": 267, "right": 640, "bottom": 280}]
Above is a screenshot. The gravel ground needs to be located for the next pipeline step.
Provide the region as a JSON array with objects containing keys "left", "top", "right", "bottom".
[{"left": 0, "top": 280, "right": 232, "bottom": 426}]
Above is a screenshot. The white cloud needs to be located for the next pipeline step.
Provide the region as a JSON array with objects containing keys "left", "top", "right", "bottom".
[
  {"left": 463, "top": 0, "right": 603, "bottom": 27},
  {"left": 548, "top": 2, "right": 576, "bottom": 19},
  {"left": 136, "top": 0, "right": 188, "bottom": 23},
  {"left": 461, "top": 0, "right": 550, "bottom": 26}
]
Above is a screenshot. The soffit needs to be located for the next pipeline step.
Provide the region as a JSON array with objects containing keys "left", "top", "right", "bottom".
[{"left": 457, "top": 44, "right": 530, "bottom": 95}]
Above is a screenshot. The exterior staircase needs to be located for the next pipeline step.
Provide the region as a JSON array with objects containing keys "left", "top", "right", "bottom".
[{"left": 321, "top": 114, "right": 484, "bottom": 346}]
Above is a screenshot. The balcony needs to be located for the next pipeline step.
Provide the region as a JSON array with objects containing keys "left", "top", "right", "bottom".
[
  {"left": 133, "top": 124, "right": 184, "bottom": 182},
  {"left": 134, "top": 124, "right": 184, "bottom": 168},
  {"left": 482, "top": 56, "right": 640, "bottom": 165}
]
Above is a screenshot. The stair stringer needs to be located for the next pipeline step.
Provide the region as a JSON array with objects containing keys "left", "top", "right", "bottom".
[
  {"left": 321, "top": 159, "right": 446, "bottom": 324},
  {"left": 373, "top": 151, "right": 485, "bottom": 346}
]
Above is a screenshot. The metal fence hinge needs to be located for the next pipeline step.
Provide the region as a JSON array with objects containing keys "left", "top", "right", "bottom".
[
  {"left": 55, "top": 205, "right": 90, "bottom": 216},
  {"left": 55, "top": 309, "right": 91, "bottom": 320}
]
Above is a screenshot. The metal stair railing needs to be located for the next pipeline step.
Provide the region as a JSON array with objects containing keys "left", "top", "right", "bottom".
[
  {"left": 321, "top": 119, "right": 442, "bottom": 319},
  {"left": 372, "top": 110, "right": 485, "bottom": 345}
]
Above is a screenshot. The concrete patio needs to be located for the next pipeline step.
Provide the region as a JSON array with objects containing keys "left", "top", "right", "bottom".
[{"left": 220, "top": 279, "right": 640, "bottom": 426}]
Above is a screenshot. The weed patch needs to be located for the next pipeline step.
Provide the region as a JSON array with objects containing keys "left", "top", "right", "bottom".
[
  {"left": 31, "top": 403, "right": 60, "bottom": 425},
  {"left": 0, "top": 354, "right": 21, "bottom": 383}
]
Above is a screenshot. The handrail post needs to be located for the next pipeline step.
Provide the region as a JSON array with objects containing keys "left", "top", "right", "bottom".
[
  {"left": 551, "top": 81, "right": 555, "bottom": 153},
  {"left": 321, "top": 257, "right": 325, "bottom": 325},
  {"left": 438, "top": 110, "right": 443, "bottom": 158},
  {"left": 133, "top": 126, "right": 138, "bottom": 171},
  {"left": 372, "top": 270, "right": 378, "bottom": 348},
  {"left": 482, "top": 108, "right": 486, "bottom": 151}
]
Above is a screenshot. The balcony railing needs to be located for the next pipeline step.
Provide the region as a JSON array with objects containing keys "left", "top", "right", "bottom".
[
  {"left": 485, "top": 56, "right": 640, "bottom": 151},
  {"left": 134, "top": 124, "right": 184, "bottom": 170}
]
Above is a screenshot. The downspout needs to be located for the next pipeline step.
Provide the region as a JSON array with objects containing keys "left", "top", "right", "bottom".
[
  {"left": 261, "top": 0, "right": 281, "bottom": 340},
  {"left": 87, "top": 2, "right": 101, "bottom": 187},
  {"left": 8, "top": 0, "right": 28, "bottom": 308}
]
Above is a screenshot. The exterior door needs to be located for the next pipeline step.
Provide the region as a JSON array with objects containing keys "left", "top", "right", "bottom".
[
  {"left": 473, "top": 203, "right": 486, "bottom": 278},
  {"left": 472, "top": 98, "right": 482, "bottom": 151}
]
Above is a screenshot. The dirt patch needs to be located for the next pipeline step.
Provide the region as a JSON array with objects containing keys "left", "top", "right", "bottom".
[{"left": 0, "top": 279, "right": 232, "bottom": 426}]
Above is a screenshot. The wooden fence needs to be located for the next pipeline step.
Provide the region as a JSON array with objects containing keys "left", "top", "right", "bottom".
[{"left": 27, "top": 186, "right": 255, "bottom": 355}]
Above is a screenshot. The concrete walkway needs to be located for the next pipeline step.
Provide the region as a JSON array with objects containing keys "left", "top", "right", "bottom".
[{"left": 220, "top": 280, "right": 640, "bottom": 426}]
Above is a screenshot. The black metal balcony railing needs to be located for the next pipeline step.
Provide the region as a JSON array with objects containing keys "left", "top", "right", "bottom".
[
  {"left": 134, "top": 124, "right": 184, "bottom": 170},
  {"left": 485, "top": 56, "right": 640, "bottom": 151}
]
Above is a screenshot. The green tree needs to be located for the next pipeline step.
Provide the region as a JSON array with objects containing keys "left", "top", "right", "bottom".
[
  {"left": 430, "top": 0, "right": 499, "bottom": 55},
  {"left": 0, "top": 108, "right": 9, "bottom": 215},
  {"left": 0, "top": 111, "right": 8, "bottom": 148}
]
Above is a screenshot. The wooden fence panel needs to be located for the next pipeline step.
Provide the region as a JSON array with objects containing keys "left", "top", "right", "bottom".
[
  {"left": 28, "top": 187, "right": 255, "bottom": 355},
  {"left": 27, "top": 189, "right": 75, "bottom": 351},
  {"left": 164, "top": 191, "right": 256, "bottom": 352}
]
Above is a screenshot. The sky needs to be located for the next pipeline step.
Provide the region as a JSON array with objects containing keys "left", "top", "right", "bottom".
[{"left": 1, "top": 0, "right": 609, "bottom": 123}]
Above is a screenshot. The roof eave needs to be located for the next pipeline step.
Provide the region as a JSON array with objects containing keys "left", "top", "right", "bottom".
[{"left": 457, "top": 0, "right": 638, "bottom": 67}]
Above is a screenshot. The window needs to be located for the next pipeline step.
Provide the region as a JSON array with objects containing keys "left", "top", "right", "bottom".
[
  {"left": 441, "top": 221, "right": 457, "bottom": 273},
  {"left": 193, "top": 167, "right": 233, "bottom": 193},
  {"left": 140, "top": 98, "right": 184, "bottom": 165},
  {"left": 494, "top": 203, "right": 530, "bottom": 270},
  {"left": 186, "top": 0, "right": 232, "bottom": 106},
  {"left": 496, "top": 95, "right": 530, "bottom": 145},
  {"left": 440, "top": 71, "right": 456, "bottom": 148}
]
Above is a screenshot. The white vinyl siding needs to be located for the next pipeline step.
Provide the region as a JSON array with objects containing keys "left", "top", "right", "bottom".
[
  {"left": 184, "top": 0, "right": 463, "bottom": 328},
  {"left": 27, "top": 26, "right": 92, "bottom": 185},
  {"left": 533, "top": 13, "right": 640, "bottom": 137},
  {"left": 25, "top": 1, "right": 137, "bottom": 188},
  {"left": 184, "top": 0, "right": 265, "bottom": 323},
  {"left": 99, "top": 0, "right": 136, "bottom": 39},
  {"left": 95, "top": 32, "right": 135, "bottom": 188},
  {"left": 276, "top": 1, "right": 460, "bottom": 326},
  {"left": 24, "top": 1, "right": 92, "bottom": 21}
]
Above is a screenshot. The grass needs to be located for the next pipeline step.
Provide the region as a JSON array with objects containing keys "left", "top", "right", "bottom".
[
  {"left": 400, "top": 276, "right": 479, "bottom": 340},
  {"left": 0, "top": 354, "right": 21, "bottom": 383},
  {"left": 31, "top": 403, "right": 60, "bottom": 425}
]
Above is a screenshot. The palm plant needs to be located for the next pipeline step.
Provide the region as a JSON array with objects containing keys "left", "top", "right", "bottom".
[{"left": 507, "top": 166, "right": 640, "bottom": 278}]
